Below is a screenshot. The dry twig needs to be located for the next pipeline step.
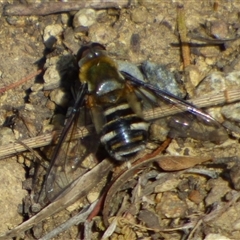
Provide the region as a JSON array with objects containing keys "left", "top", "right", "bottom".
[
  {"left": 177, "top": 5, "right": 191, "bottom": 68},
  {"left": 3, "top": 1, "right": 129, "bottom": 16},
  {"left": 0, "top": 69, "right": 42, "bottom": 93}
]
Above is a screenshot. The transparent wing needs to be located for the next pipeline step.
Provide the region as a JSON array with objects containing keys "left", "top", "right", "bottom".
[
  {"left": 38, "top": 83, "right": 99, "bottom": 204},
  {"left": 122, "top": 71, "right": 228, "bottom": 143}
]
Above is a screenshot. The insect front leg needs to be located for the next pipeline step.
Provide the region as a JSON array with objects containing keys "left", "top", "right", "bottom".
[{"left": 86, "top": 94, "right": 106, "bottom": 134}]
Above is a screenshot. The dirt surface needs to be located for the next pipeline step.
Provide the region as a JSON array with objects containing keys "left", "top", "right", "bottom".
[{"left": 1, "top": 1, "right": 240, "bottom": 240}]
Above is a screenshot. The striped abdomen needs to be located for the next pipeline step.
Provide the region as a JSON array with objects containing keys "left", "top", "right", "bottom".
[{"left": 100, "top": 103, "right": 149, "bottom": 161}]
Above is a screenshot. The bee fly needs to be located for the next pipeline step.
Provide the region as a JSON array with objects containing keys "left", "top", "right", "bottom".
[
  {"left": 78, "top": 43, "right": 149, "bottom": 161},
  {"left": 42, "top": 42, "right": 228, "bottom": 202}
]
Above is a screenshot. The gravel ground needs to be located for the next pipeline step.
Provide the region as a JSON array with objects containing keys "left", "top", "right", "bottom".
[{"left": 1, "top": 1, "right": 240, "bottom": 239}]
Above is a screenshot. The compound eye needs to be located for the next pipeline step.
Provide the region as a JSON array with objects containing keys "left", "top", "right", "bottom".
[
  {"left": 77, "top": 45, "right": 91, "bottom": 61},
  {"left": 78, "top": 43, "right": 107, "bottom": 67},
  {"left": 90, "top": 42, "right": 106, "bottom": 51},
  {"left": 77, "top": 42, "right": 106, "bottom": 61}
]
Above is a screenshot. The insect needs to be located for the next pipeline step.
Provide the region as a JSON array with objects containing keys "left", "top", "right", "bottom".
[{"left": 40, "top": 42, "right": 228, "bottom": 203}]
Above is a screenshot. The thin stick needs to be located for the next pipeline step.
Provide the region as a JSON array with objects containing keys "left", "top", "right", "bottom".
[
  {"left": 0, "top": 88, "right": 239, "bottom": 160},
  {"left": 177, "top": 5, "right": 191, "bottom": 68},
  {"left": 143, "top": 88, "right": 240, "bottom": 121},
  {"left": 0, "top": 125, "right": 95, "bottom": 160},
  {"left": 0, "top": 69, "right": 42, "bottom": 93},
  {"left": 3, "top": 1, "right": 129, "bottom": 16}
]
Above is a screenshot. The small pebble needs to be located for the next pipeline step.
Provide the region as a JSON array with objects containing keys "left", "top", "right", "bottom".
[
  {"left": 73, "top": 9, "right": 97, "bottom": 28},
  {"left": 184, "top": 65, "right": 202, "bottom": 97},
  {"left": 49, "top": 88, "right": 70, "bottom": 108},
  {"left": 142, "top": 61, "right": 185, "bottom": 98},
  {"left": 188, "top": 190, "right": 204, "bottom": 204},
  {"left": 117, "top": 60, "right": 144, "bottom": 81},
  {"left": 138, "top": 210, "right": 161, "bottom": 229},
  {"left": 131, "top": 7, "right": 148, "bottom": 23},
  {"left": 210, "top": 20, "right": 229, "bottom": 39},
  {"left": 31, "top": 83, "right": 43, "bottom": 92},
  {"left": 32, "top": 224, "right": 43, "bottom": 239},
  {"left": 24, "top": 103, "right": 35, "bottom": 111},
  {"left": 17, "top": 155, "right": 25, "bottom": 164},
  {"left": 221, "top": 102, "right": 240, "bottom": 122},
  {"left": 88, "top": 23, "right": 117, "bottom": 44},
  {"left": 22, "top": 178, "right": 33, "bottom": 191},
  {"left": 199, "top": 46, "right": 219, "bottom": 58},
  {"left": 205, "top": 178, "right": 231, "bottom": 206},
  {"left": 155, "top": 179, "right": 180, "bottom": 193},
  {"left": 61, "top": 13, "right": 70, "bottom": 26},
  {"left": 43, "top": 65, "right": 61, "bottom": 89},
  {"left": 43, "top": 54, "right": 75, "bottom": 90},
  {"left": 87, "top": 192, "right": 100, "bottom": 203},
  {"left": 196, "top": 71, "right": 229, "bottom": 96},
  {"left": 156, "top": 192, "right": 187, "bottom": 218},
  {"left": 155, "top": 192, "right": 162, "bottom": 203},
  {"left": 43, "top": 24, "right": 63, "bottom": 49},
  {"left": 31, "top": 203, "right": 42, "bottom": 213},
  {"left": 45, "top": 99, "right": 56, "bottom": 111},
  {"left": 66, "top": 199, "right": 83, "bottom": 212},
  {"left": 0, "top": 127, "right": 15, "bottom": 145}
]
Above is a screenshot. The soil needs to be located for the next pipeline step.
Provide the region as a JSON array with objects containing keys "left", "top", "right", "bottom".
[{"left": 1, "top": 1, "right": 240, "bottom": 240}]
